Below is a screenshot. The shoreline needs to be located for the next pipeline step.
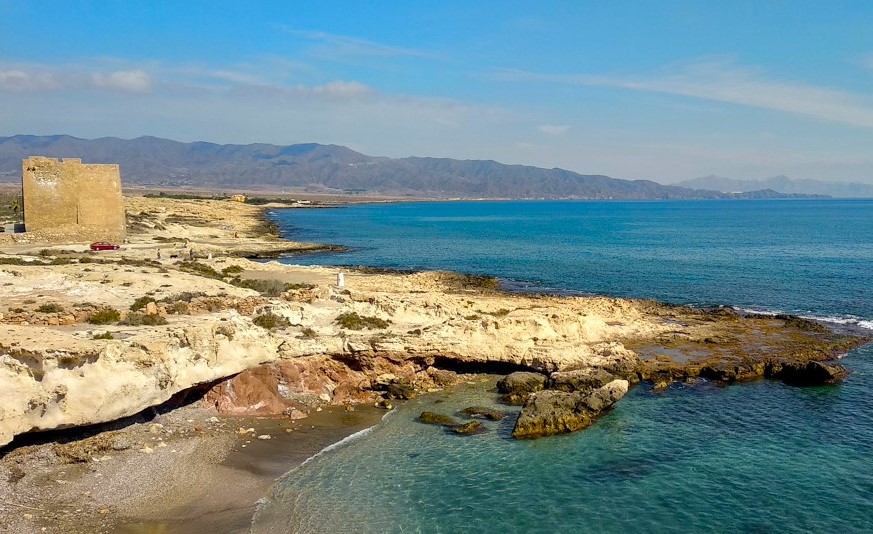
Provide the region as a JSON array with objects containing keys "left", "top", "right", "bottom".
[{"left": 1, "top": 194, "right": 870, "bottom": 533}]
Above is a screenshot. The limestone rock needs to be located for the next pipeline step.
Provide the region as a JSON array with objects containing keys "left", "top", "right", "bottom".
[
  {"left": 512, "top": 390, "right": 589, "bottom": 439},
  {"left": 386, "top": 379, "right": 417, "bottom": 400},
  {"left": 419, "top": 411, "right": 458, "bottom": 426},
  {"left": 458, "top": 406, "right": 505, "bottom": 421},
  {"left": 452, "top": 421, "right": 483, "bottom": 435},
  {"left": 497, "top": 371, "right": 547, "bottom": 405},
  {"left": 497, "top": 371, "right": 548, "bottom": 394},
  {"left": 578, "top": 379, "right": 629, "bottom": 412},
  {"left": 548, "top": 368, "right": 615, "bottom": 393},
  {"left": 512, "top": 379, "right": 629, "bottom": 439},
  {"left": 768, "top": 360, "right": 849, "bottom": 386}
]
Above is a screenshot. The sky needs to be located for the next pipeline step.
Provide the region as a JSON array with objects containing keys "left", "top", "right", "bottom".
[{"left": 2, "top": 1, "right": 873, "bottom": 184}]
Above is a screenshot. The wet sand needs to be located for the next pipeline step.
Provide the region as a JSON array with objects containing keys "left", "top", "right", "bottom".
[
  {"left": 116, "top": 406, "right": 387, "bottom": 534},
  {"left": 0, "top": 404, "right": 387, "bottom": 534}
]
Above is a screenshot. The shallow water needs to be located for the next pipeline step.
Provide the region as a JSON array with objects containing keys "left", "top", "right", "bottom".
[{"left": 255, "top": 199, "right": 873, "bottom": 532}]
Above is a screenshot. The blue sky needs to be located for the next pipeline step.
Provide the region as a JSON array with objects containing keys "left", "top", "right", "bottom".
[{"left": 2, "top": 1, "right": 873, "bottom": 183}]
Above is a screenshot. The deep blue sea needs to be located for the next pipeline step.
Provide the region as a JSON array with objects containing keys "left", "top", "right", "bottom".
[{"left": 254, "top": 200, "right": 873, "bottom": 533}]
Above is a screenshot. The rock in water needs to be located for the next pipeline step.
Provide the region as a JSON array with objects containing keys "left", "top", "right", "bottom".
[
  {"left": 512, "top": 379, "right": 629, "bottom": 439},
  {"left": 419, "top": 411, "right": 459, "bottom": 426},
  {"left": 458, "top": 406, "right": 506, "bottom": 421},
  {"left": 386, "top": 380, "right": 417, "bottom": 400},
  {"left": 769, "top": 360, "right": 849, "bottom": 386},
  {"left": 497, "top": 372, "right": 548, "bottom": 394},
  {"left": 511, "top": 391, "right": 589, "bottom": 438},
  {"left": 548, "top": 368, "right": 616, "bottom": 393},
  {"left": 577, "top": 379, "right": 629, "bottom": 412},
  {"left": 497, "top": 371, "right": 548, "bottom": 405},
  {"left": 452, "top": 421, "right": 483, "bottom": 435}
]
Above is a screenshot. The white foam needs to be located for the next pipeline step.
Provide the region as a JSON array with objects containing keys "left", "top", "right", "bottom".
[
  {"left": 732, "top": 307, "right": 873, "bottom": 332},
  {"left": 275, "top": 407, "right": 395, "bottom": 480}
]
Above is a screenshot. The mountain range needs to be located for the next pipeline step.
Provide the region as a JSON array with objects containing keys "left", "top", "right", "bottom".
[
  {"left": 0, "top": 134, "right": 828, "bottom": 200},
  {"left": 676, "top": 175, "right": 873, "bottom": 198}
]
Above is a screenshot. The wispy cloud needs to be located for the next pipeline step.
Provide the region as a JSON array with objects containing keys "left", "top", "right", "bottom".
[
  {"left": 0, "top": 63, "right": 153, "bottom": 93},
  {"left": 538, "top": 124, "right": 570, "bottom": 136},
  {"left": 496, "top": 59, "right": 873, "bottom": 129},
  {"left": 278, "top": 28, "right": 439, "bottom": 60},
  {"left": 91, "top": 69, "right": 152, "bottom": 92}
]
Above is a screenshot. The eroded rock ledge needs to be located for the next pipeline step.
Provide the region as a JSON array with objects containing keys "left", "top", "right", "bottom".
[{"left": 1, "top": 197, "right": 869, "bottom": 447}]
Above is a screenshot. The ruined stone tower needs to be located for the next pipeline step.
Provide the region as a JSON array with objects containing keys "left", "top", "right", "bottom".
[{"left": 22, "top": 157, "right": 126, "bottom": 240}]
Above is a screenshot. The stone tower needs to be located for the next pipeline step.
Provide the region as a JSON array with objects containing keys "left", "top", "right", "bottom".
[{"left": 21, "top": 157, "right": 126, "bottom": 240}]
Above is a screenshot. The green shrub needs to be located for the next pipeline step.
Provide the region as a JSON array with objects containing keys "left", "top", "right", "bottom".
[
  {"left": 299, "top": 327, "right": 318, "bottom": 338},
  {"left": 130, "top": 296, "right": 157, "bottom": 311},
  {"left": 164, "top": 301, "right": 190, "bottom": 315},
  {"left": 88, "top": 308, "right": 120, "bottom": 325},
  {"left": 92, "top": 332, "right": 114, "bottom": 340},
  {"left": 335, "top": 312, "right": 390, "bottom": 330},
  {"left": 221, "top": 265, "right": 244, "bottom": 275},
  {"left": 161, "top": 291, "right": 207, "bottom": 303},
  {"left": 176, "top": 260, "right": 223, "bottom": 279},
  {"left": 36, "top": 303, "right": 64, "bottom": 313},
  {"left": 253, "top": 312, "right": 290, "bottom": 330},
  {"left": 119, "top": 313, "right": 168, "bottom": 326},
  {"left": 230, "top": 277, "right": 289, "bottom": 297}
]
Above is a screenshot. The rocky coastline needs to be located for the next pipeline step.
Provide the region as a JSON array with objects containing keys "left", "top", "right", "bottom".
[{"left": 1, "top": 195, "right": 870, "bottom": 532}]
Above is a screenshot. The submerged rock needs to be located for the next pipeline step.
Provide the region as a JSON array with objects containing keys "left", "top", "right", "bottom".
[
  {"left": 452, "top": 421, "right": 484, "bottom": 435},
  {"left": 458, "top": 406, "right": 506, "bottom": 421},
  {"left": 419, "top": 411, "right": 458, "bottom": 426},
  {"left": 512, "top": 379, "right": 629, "bottom": 439}
]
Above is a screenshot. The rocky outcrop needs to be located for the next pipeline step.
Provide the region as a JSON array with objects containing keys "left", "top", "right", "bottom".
[
  {"left": 766, "top": 360, "right": 849, "bottom": 386},
  {"left": 1, "top": 235, "right": 869, "bottom": 447},
  {"left": 497, "top": 371, "right": 548, "bottom": 405},
  {"left": 458, "top": 406, "right": 506, "bottom": 421},
  {"left": 452, "top": 421, "right": 483, "bottom": 435},
  {"left": 548, "top": 368, "right": 616, "bottom": 392},
  {"left": 419, "top": 411, "right": 459, "bottom": 426},
  {"left": 0, "top": 313, "right": 281, "bottom": 448},
  {"left": 512, "top": 379, "right": 629, "bottom": 439}
]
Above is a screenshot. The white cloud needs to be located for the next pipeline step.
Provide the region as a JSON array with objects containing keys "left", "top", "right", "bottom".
[
  {"left": 278, "top": 28, "right": 438, "bottom": 60},
  {"left": 92, "top": 69, "right": 152, "bottom": 93},
  {"left": 310, "top": 81, "right": 372, "bottom": 98},
  {"left": 538, "top": 124, "right": 570, "bottom": 136},
  {"left": 0, "top": 69, "right": 62, "bottom": 91},
  {"left": 0, "top": 64, "right": 152, "bottom": 93},
  {"left": 497, "top": 60, "right": 873, "bottom": 129}
]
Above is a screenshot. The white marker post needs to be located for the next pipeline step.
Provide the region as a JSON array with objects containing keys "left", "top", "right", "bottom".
[{"left": 337, "top": 272, "right": 345, "bottom": 288}]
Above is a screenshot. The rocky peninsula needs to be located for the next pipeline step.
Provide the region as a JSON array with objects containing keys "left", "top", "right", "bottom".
[{"left": 0, "top": 195, "right": 868, "bottom": 532}]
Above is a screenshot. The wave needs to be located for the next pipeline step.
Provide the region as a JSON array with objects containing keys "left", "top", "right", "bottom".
[
  {"left": 252, "top": 408, "right": 395, "bottom": 529},
  {"left": 732, "top": 306, "right": 873, "bottom": 332}
]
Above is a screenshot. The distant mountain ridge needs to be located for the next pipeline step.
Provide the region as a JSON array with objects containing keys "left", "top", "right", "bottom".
[
  {"left": 0, "top": 134, "right": 825, "bottom": 200},
  {"left": 676, "top": 175, "right": 873, "bottom": 198}
]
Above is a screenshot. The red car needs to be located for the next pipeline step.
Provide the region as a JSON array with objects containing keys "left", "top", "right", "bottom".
[{"left": 90, "top": 242, "right": 120, "bottom": 251}]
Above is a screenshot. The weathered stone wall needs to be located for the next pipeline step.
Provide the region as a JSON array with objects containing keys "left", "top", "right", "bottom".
[{"left": 22, "top": 157, "right": 126, "bottom": 241}]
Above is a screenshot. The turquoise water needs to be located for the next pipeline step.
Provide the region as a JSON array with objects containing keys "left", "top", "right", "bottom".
[{"left": 255, "top": 200, "right": 873, "bottom": 533}]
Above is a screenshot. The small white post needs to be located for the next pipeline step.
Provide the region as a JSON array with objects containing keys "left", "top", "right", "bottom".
[{"left": 336, "top": 272, "right": 345, "bottom": 288}]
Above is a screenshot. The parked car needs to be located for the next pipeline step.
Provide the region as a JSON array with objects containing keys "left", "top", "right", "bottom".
[{"left": 90, "top": 242, "right": 120, "bottom": 251}]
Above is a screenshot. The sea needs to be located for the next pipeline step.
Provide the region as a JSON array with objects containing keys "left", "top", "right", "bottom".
[{"left": 253, "top": 199, "right": 873, "bottom": 533}]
